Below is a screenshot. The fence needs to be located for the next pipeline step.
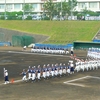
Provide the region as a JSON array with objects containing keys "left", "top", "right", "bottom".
[
  {"left": 73, "top": 41, "right": 100, "bottom": 49},
  {"left": 35, "top": 43, "right": 73, "bottom": 49},
  {"left": 12, "top": 35, "right": 35, "bottom": 47},
  {"left": 0, "top": 42, "right": 11, "bottom": 46},
  {"left": 93, "top": 39, "right": 100, "bottom": 42}
]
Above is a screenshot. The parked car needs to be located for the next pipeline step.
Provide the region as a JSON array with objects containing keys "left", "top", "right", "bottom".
[{"left": 32, "top": 15, "right": 41, "bottom": 20}]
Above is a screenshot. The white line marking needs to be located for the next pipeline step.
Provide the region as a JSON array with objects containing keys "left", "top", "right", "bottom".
[
  {"left": 0, "top": 50, "right": 85, "bottom": 58},
  {"left": 66, "top": 83, "right": 85, "bottom": 87},
  {"left": 88, "top": 76, "right": 100, "bottom": 79},
  {"left": 63, "top": 76, "right": 100, "bottom": 87},
  {"left": 0, "top": 79, "right": 23, "bottom": 86},
  {"left": 13, "top": 79, "right": 22, "bottom": 83},
  {"left": 0, "top": 51, "right": 65, "bottom": 57},
  {"left": 64, "top": 76, "right": 89, "bottom": 83}
]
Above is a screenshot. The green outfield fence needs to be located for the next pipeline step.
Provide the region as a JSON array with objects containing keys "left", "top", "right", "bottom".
[
  {"left": 73, "top": 41, "right": 100, "bottom": 49},
  {"left": 12, "top": 35, "right": 35, "bottom": 47}
]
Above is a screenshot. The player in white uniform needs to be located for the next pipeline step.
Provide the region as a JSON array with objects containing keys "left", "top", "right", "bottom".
[
  {"left": 54, "top": 63, "right": 59, "bottom": 77},
  {"left": 62, "top": 64, "right": 67, "bottom": 76},
  {"left": 4, "top": 69, "right": 9, "bottom": 84},
  {"left": 59, "top": 63, "right": 63, "bottom": 77},
  {"left": 46, "top": 64, "right": 50, "bottom": 79},
  {"left": 31, "top": 66, "right": 36, "bottom": 82},
  {"left": 27, "top": 66, "right": 32, "bottom": 80},
  {"left": 42, "top": 65, "right": 47, "bottom": 80},
  {"left": 37, "top": 65, "right": 41, "bottom": 81},
  {"left": 51, "top": 64, "right": 55, "bottom": 78}
]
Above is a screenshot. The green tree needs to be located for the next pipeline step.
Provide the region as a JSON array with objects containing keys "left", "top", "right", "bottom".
[
  {"left": 43, "top": 0, "right": 55, "bottom": 20},
  {"left": 23, "top": 4, "right": 34, "bottom": 14},
  {"left": 54, "top": 1, "right": 70, "bottom": 19},
  {"left": 68, "top": 0, "right": 77, "bottom": 17},
  {"left": 82, "top": 9, "right": 100, "bottom": 16}
]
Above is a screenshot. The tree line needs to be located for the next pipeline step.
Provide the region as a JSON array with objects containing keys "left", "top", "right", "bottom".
[{"left": 0, "top": 0, "right": 100, "bottom": 20}]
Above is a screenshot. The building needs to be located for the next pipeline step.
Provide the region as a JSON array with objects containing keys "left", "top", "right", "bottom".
[{"left": 0, "top": 0, "right": 100, "bottom": 15}]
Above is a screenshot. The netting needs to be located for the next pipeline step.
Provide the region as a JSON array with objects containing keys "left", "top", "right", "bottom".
[{"left": 12, "top": 35, "right": 35, "bottom": 47}]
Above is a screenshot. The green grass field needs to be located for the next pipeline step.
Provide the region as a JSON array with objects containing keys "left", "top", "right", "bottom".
[{"left": 0, "top": 20, "right": 100, "bottom": 44}]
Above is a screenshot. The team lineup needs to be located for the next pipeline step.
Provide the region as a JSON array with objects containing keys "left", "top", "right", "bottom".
[{"left": 3, "top": 47, "right": 100, "bottom": 84}]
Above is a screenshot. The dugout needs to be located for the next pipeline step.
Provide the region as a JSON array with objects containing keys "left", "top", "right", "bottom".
[
  {"left": 73, "top": 41, "right": 100, "bottom": 49},
  {"left": 12, "top": 35, "right": 35, "bottom": 47}
]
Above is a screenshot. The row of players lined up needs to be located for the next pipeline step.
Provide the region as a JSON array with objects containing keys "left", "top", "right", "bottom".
[
  {"left": 75, "top": 58, "right": 100, "bottom": 72},
  {"left": 20, "top": 61, "right": 74, "bottom": 82},
  {"left": 87, "top": 47, "right": 100, "bottom": 59},
  {"left": 31, "top": 48, "right": 69, "bottom": 54}
]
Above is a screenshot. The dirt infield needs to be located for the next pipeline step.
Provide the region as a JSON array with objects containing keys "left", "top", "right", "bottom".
[{"left": 0, "top": 47, "right": 100, "bottom": 100}]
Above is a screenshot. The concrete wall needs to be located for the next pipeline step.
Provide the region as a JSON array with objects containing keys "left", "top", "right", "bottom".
[{"left": 0, "top": 28, "right": 49, "bottom": 43}]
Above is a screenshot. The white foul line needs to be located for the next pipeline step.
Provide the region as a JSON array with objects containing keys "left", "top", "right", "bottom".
[
  {"left": 66, "top": 83, "right": 85, "bottom": 87},
  {"left": 0, "top": 79, "right": 23, "bottom": 86},
  {"left": 63, "top": 76, "right": 100, "bottom": 87},
  {"left": 64, "top": 76, "right": 89, "bottom": 83}
]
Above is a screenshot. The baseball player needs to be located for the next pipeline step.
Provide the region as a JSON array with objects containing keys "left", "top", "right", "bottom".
[
  {"left": 54, "top": 63, "right": 59, "bottom": 77},
  {"left": 20, "top": 69, "right": 27, "bottom": 82},
  {"left": 70, "top": 61, "right": 74, "bottom": 74},
  {"left": 51, "top": 64, "right": 55, "bottom": 78},
  {"left": 67, "top": 63, "right": 71, "bottom": 76},
  {"left": 37, "top": 65, "right": 41, "bottom": 81},
  {"left": 46, "top": 64, "right": 50, "bottom": 79},
  {"left": 59, "top": 63, "right": 63, "bottom": 77},
  {"left": 31, "top": 66, "right": 36, "bottom": 83},
  {"left": 42, "top": 64, "right": 47, "bottom": 80},
  {"left": 4, "top": 69, "right": 9, "bottom": 84},
  {"left": 62, "top": 63, "right": 67, "bottom": 76},
  {"left": 27, "top": 66, "right": 32, "bottom": 80},
  {"left": 70, "top": 47, "right": 74, "bottom": 56}
]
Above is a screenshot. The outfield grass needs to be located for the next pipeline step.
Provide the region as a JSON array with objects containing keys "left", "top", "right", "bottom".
[{"left": 0, "top": 20, "right": 100, "bottom": 44}]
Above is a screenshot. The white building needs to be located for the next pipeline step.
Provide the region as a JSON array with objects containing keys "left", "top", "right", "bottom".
[{"left": 0, "top": 0, "right": 100, "bottom": 14}]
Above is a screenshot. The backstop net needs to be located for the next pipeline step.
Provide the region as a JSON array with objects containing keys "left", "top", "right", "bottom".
[{"left": 12, "top": 35, "right": 35, "bottom": 47}]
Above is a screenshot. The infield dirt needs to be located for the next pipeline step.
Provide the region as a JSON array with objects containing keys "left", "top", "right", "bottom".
[{"left": 0, "top": 47, "right": 100, "bottom": 100}]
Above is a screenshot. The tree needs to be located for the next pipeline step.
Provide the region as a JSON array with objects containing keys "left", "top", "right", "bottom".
[
  {"left": 43, "top": 0, "right": 55, "bottom": 20},
  {"left": 68, "top": 0, "right": 77, "bottom": 18},
  {"left": 54, "top": 1, "right": 70, "bottom": 19},
  {"left": 43, "top": 0, "right": 77, "bottom": 20},
  {"left": 23, "top": 4, "right": 34, "bottom": 14}
]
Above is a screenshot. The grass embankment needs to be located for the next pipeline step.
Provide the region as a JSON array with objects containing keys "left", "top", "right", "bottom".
[{"left": 0, "top": 20, "right": 100, "bottom": 44}]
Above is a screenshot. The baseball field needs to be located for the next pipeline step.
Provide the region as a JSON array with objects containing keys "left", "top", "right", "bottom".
[{"left": 0, "top": 47, "right": 100, "bottom": 100}]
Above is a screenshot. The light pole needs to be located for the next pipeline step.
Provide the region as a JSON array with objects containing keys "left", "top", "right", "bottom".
[
  {"left": 70, "top": 0, "right": 73, "bottom": 20},
  {"left": 60, "top": 0, "right": 62, "bottom": 20},
  {"left": 23, "top": 0, "right": 25, "bottom": 20},
  {"left": 4, "top": 0, "right": 6, "bottom": 20}
]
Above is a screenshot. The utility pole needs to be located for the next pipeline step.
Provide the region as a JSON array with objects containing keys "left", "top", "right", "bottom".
[{"left": 4, "top": 0, "right": 6, "bottom": 20}]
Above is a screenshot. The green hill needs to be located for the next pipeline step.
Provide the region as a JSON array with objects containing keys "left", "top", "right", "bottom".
[{"left": 0, "top": 20, "right": 100, "bottom": 44}]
